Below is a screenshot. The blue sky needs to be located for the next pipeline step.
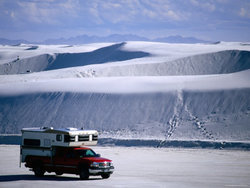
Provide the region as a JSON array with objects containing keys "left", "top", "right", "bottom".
[{"left": 0, "top": 0, "right": 250, "bottom": 42}]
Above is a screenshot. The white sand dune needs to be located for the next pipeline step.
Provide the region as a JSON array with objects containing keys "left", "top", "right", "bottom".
[{"left": 0, "top": 42, "right": 249, "bottom": 143}]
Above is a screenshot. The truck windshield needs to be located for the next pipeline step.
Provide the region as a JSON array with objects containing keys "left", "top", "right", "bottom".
[{"left": 76, "top": 149, "right": 98, "bottom": 157}]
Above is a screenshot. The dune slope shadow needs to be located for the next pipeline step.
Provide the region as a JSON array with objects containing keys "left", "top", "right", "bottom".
[
  {"left": 97, "top": 50, "right": 250, "bottom": 76},
  {"left": 0, "top": 42, "right": 150, "bottom": 75},
  {"left": 46, "top": 42, "right": 150, "bottom": 70}
]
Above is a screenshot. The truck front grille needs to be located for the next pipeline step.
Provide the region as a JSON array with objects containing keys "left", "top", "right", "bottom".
[{"left": 99, "top": 162, "right": 111, "bottom": 168}]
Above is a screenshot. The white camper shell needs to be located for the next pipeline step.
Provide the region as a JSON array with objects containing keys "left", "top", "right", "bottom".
[
  {"left": 20, "top": 127, "right": 98, "bottom": 163},
  {"left": 21, "top": 127, "right": 98, "bottom": 147}
]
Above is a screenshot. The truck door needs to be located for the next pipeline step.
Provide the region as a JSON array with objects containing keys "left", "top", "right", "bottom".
[{"left": 54, "top": 149, "right": 79, "bottom": 173}]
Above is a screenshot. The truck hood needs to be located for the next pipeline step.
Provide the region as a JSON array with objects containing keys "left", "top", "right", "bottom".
[{"left": 81, "top": 157, "right": 112, "bottom": 163}]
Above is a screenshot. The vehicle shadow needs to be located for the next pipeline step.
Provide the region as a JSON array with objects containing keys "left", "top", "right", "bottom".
[{"left": 0, "top": 174, "right": 102, "bottom": 182}]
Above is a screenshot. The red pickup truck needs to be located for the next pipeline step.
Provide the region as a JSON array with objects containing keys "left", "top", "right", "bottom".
[{"left": 24, "top": 146, "right": 114, "bottom": 179}]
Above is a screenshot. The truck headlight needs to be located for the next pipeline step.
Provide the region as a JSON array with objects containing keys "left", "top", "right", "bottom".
[{"left": 90, "top": 162, "right": 99, "bottom": 168}]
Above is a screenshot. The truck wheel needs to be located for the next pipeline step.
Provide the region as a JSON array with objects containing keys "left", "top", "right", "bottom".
[
  {"left": 79, "top": 168, "right": 89, "bottom": 180},
  {"left": 55, "top": 171, "right": 63, "bottom": 176},
  {"left": 101, "top": 174, "right": 110, "bottom": 179},
  {"left": 33, "top": 164, "right": 45, "bottom": 177}
]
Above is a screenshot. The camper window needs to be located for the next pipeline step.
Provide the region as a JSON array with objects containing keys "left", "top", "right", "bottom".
[
  {"left": 64, "top": 135, "right": 75, "bottom": 142},
  {"left": 23, "top": 139, "right": 40, "bottom": 146},
  {"left": 56, "top": 134, "right": 62, "bottom": 141},
  {"left": 93, "top": 135, "right": 98, "bottom": 141}
]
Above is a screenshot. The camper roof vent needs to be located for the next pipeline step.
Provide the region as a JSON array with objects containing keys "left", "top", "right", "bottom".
[
  {"left": 66, "top": 127, "right": 78, "bottom": 131},
  {"left": 41, "top": 126, "right": 54, "bottom": 130}
]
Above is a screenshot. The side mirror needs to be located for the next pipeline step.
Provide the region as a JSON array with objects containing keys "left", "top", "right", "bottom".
[{"left": 96, "top": 154, "right": 101, "bottom": 157}]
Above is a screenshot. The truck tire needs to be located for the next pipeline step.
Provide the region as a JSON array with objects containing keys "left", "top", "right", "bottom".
[
  {"left": 79, "top": 168, "right": 89, "bottom": 180},
  {"left": 55, "top": 171, "right": 63, "bottom": 176},
  {"left": 101, "top": 174, "right": 110, "bottom": 179},
  {"left": 33, "top": 163, "right": 45, "bottom": 177}
]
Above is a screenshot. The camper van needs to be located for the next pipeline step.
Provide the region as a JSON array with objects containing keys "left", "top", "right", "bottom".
[{"left": 20, "top": 127, "right": 114, "bottom": 179}]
